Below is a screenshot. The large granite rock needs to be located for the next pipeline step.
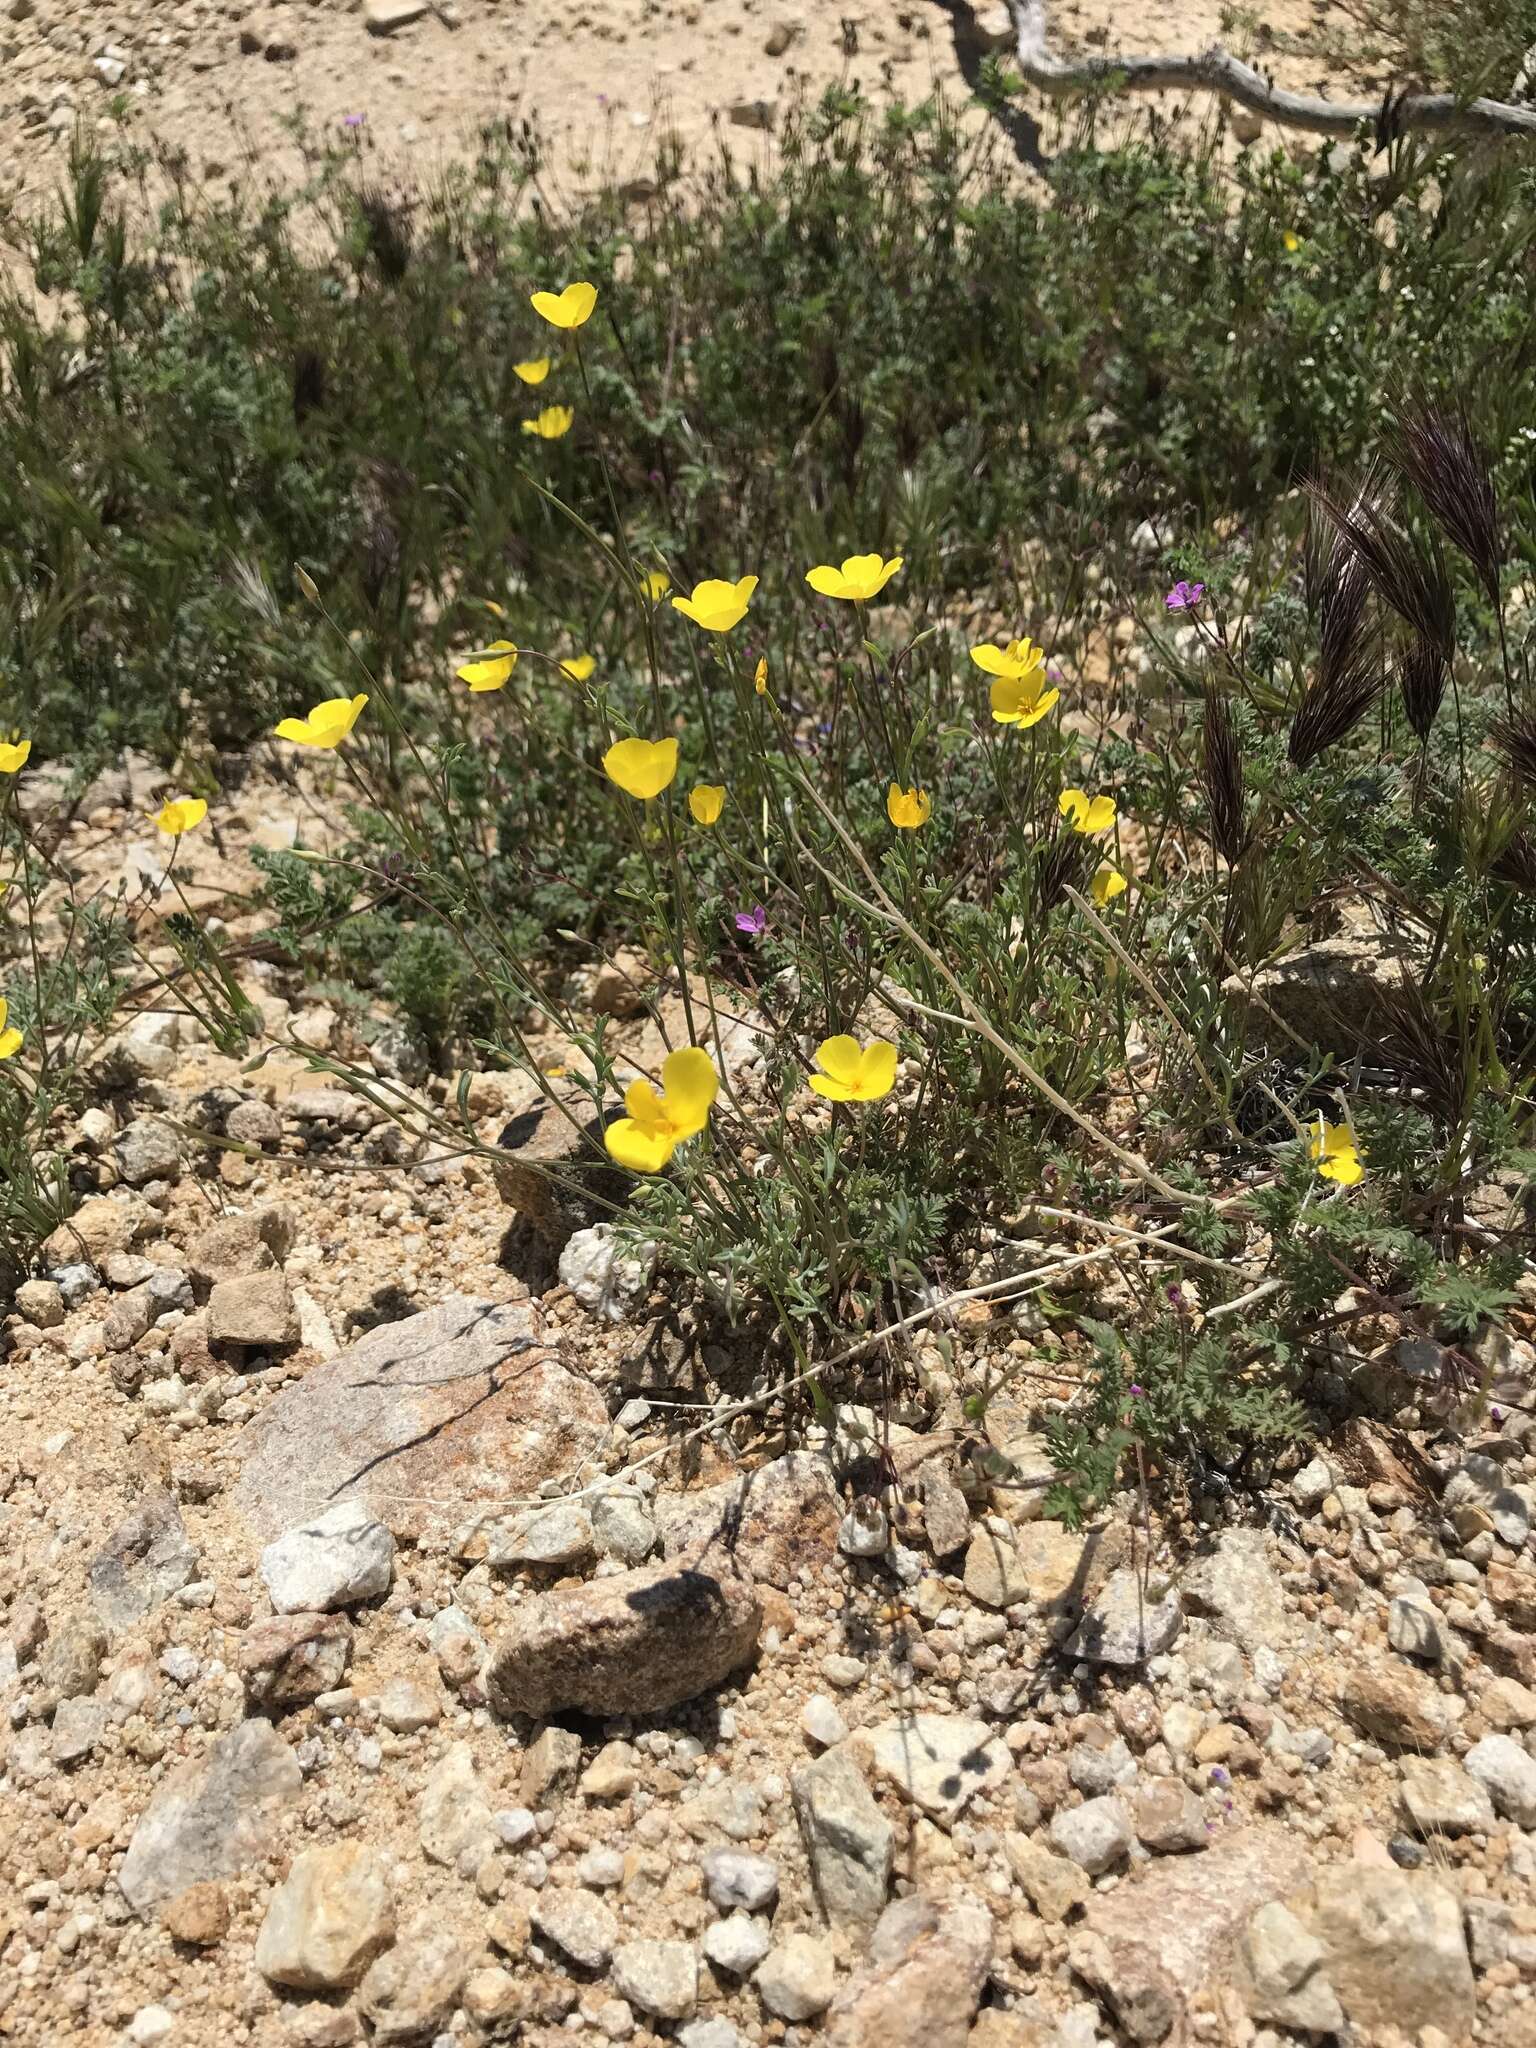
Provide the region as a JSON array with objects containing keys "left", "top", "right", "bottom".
[
  {"left": 1304, "top": 1866, "right": 1475, "bottom": 2037},
  {"left": 1069, "top": 1827, "right": 1311, "bottom": 2043},
  {"left": 792, "top": 1744, "right": 893, "bottom": 1932},
  {"left": 119, "top": 1720, "right": 302, "bottom": 1914},
  {"left": 658, "top": 1452, "right": 841, "bottom": 1589},
  {"left": 88, "top": 1492, "right": 199, "bottom": 1631},
  {"left": 254, "top": 1843, "right": 396, "bottom": 1990},
  {"left": 826, "top": 1894, "right": 991, "bottom": 2048},
  {"left": 1222, "top": 914, "right": 1422, "bottom": 1054},
  {"left": 230, "top": 1296, "right": 608, "bottom": 1540},
  {"left": 485, "top": 1548, "right": 761, "bottom": 1717}
]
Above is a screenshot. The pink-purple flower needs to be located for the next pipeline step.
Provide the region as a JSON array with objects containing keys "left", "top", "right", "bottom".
[
  {"left": 1165, "top": 580, "right": 1205, "bottom": 612},
  {"left": 734, "top": 904, "right": 767, "bottom": 938}
]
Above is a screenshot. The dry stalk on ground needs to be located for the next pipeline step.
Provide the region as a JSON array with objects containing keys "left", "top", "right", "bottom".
[{"left": 1007, "top": 0, "right": 1536, "bottom": 139}]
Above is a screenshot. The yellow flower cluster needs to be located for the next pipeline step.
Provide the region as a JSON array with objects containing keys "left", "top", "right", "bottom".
[
  {"left": 601, "top": 1030, "right": 899, "bottom": 1175},
  {"left": 971, "top": 637, "right": 1057, "bottom": 729}
]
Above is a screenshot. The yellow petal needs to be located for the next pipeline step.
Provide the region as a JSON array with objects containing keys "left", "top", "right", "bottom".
[
  {"left": 0, "top": 1025, "right": 20, "bottom": 1061},
  {"left": 688, "top": 784, "right": 725, "bottom": 826},
  {"left": 155, "top": 797, "right": 208, "bottom": 836},
  {"left": 604, "top": 1117, "right": 677, "bottom": 1173},
  {"left": 560, "top": 654, "right": 596, "bottom": 683},
  {"left": 806, "top": 565, "right": 851, "bottom": 599},
  {"left": 886, "top": 784, "right": 931, "bottom": 829},
  {"left": 1318, "top": 1149, "right": 1363, "bottom": 1185},
  {"left": 814, "top": 1034, "right": 864, "bottom": 1091},
  {"left": 457, "top": 640, "right": 518, "bottom": 691},
  {"left": 659, "top": 1046, "right": 718, "bottom": 1134},
  {"left": 839, "top": 552, "right": 902, "bottom": 600},
  {"left": 1091, "top": 862, "right": 1127, "bottom": 905},
  {"left": 530, "top": 281, "right": 597, "bottom": 330},
  {"left": 1083, "top": 794, "right": 1117, "bottom": 832},
  {"left": 855, "top": 1039, "right": 898, "bottom": 1100},
  {"left": 839, "top": 554, "right": 884, "bottom": 599},
  {"left": 0, "top": 739, "right": 31, "bottom": 773},
  {"left": 990, "top": 676, "right": 1026, "bottom": 722},
  {"left": 641, "top": 570, "right": 671, "bottom": 600},
  {"left": 1013, "top": 686, "right": 1060, "bottom": 730},
  {"left": 754, "top": 658, "right": 768, "bottom": 695},
  {"left": 513, "top": 357, "right": 551, "bottom": 385},
  {"left": 522, "top": 405, "right": 573, "bottom": 440},
  {"left": 1060, "top": 788, "right": 1115, "bottom": 833},
  {"left": 603, "top": 736, "right": 679, "bottom": 800},
  {"left": 623, "top": 1078, "right": 668, "bottom": 1129},
  {"left": 671, "top": 576, "right": 755, "bottom": 632},
  {"left": 808, "top": 1072, "right": 857, "bottom": 1101},
  {"left": 970, "top": 643, "right": 1011, "bottom": 676}
]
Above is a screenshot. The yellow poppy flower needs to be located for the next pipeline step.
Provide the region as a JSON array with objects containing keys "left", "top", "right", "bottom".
[
  {"left": 560, "top": 653, "right": 596, "bottom": 683},
  {"left": 522, "top": 406, "right": 574, "bottom": 440},
  {"left": 754, "top": 658, "right": 768, "bottom": 696},
  {"left": 640, "top": 570, "right": 671, "bottom": 601},
  {"left": 605, "top": 1046, "right": 718, "bottom": 1173},
  {"left": 0, "top": 997, "right": 20, "bottom": 1061},
  {"left": 603, "top": 736, "right": 679, "bottom": 800},
  {"left": 154, "top": 797, "right": 208, "bottom": 837},
  {"left": 971, "top": 637, "right": 1045, "bottom": 680},
  {"left": 688, "top": 784, "right": 725, "bottom": 826},
  {"left": 808, "top": 1034, "right": 898, "bottom": 1103},
  {"left": 671, "top": 575, "right": 758, "bottom": 634},
  {"left": 1091, "top": 863, "right": 1127, "bottom": 906},
  {"left": 513, "top": 357, "right": 552, "bottom": 385},
  {"left": 458, "top": 641, "right": 518, "bottom": 691},
  {"left": 1059, "top": 788, "right": 1117, "bottom": 834},
  {"left": 805, "top": 553, "right": 904, "bottom": 603},
  {"left": 0, "top": 739, "right": 30, "bottom": 774},
  {"left": 1309, "top": 1119, "right": 1364, "bottom": 1186},
  {"left": 1283, "top": 231, "right": 1301, "bottom": 253},
  {"left": 887, "top": 783, "right": 931, "bottom": 830},
  {"left": 990, "top": 673, "right": 1060, "bottom": 729},
  {"left": 273, "top": 693, "right": 369, "bottom": 749},
  {"left": 480, "top": 599, "right": 507, "bottom": 618},
  {"left": 530, "top": 281, "right": 597, "bottom": 330}
]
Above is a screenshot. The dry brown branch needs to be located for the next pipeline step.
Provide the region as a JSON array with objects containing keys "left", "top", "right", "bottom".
[{"left": 1008, "top": 0, "right": 1536, "bottom": 141}]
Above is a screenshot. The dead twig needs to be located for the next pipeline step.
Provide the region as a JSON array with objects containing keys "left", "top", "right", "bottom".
[{"left": 1008, "top": 0, "right": 1536, "bottom": 140}]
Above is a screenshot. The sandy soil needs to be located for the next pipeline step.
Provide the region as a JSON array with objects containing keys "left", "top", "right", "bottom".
[{"left": 1, "top": 0, "right": 1366, "bottom": 210}]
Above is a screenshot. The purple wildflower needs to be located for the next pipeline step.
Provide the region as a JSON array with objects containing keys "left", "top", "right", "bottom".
[
  {"left": 1128, "top": 1383, "right": 1145, "bottom": 1398},
  {"left": 1165, "top": 579, "right": 1206, "bottom": 612},
  {"left": 734, "top": 904, "right": 767, "bottom": 938},
  {"left": 342, "top": 113, "right": 366, "bottom": 129}
]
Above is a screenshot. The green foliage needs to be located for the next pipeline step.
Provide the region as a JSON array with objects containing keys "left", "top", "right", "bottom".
[
  {"left": 3, "top": 87, "right": 1536, "bottom": 1507},
  {"left": 0, "top": 96, "right": 1533, "bottom": 769},
  {"left": 1043, "top": 1314, "right": 1312, "bottom": 1524}
]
